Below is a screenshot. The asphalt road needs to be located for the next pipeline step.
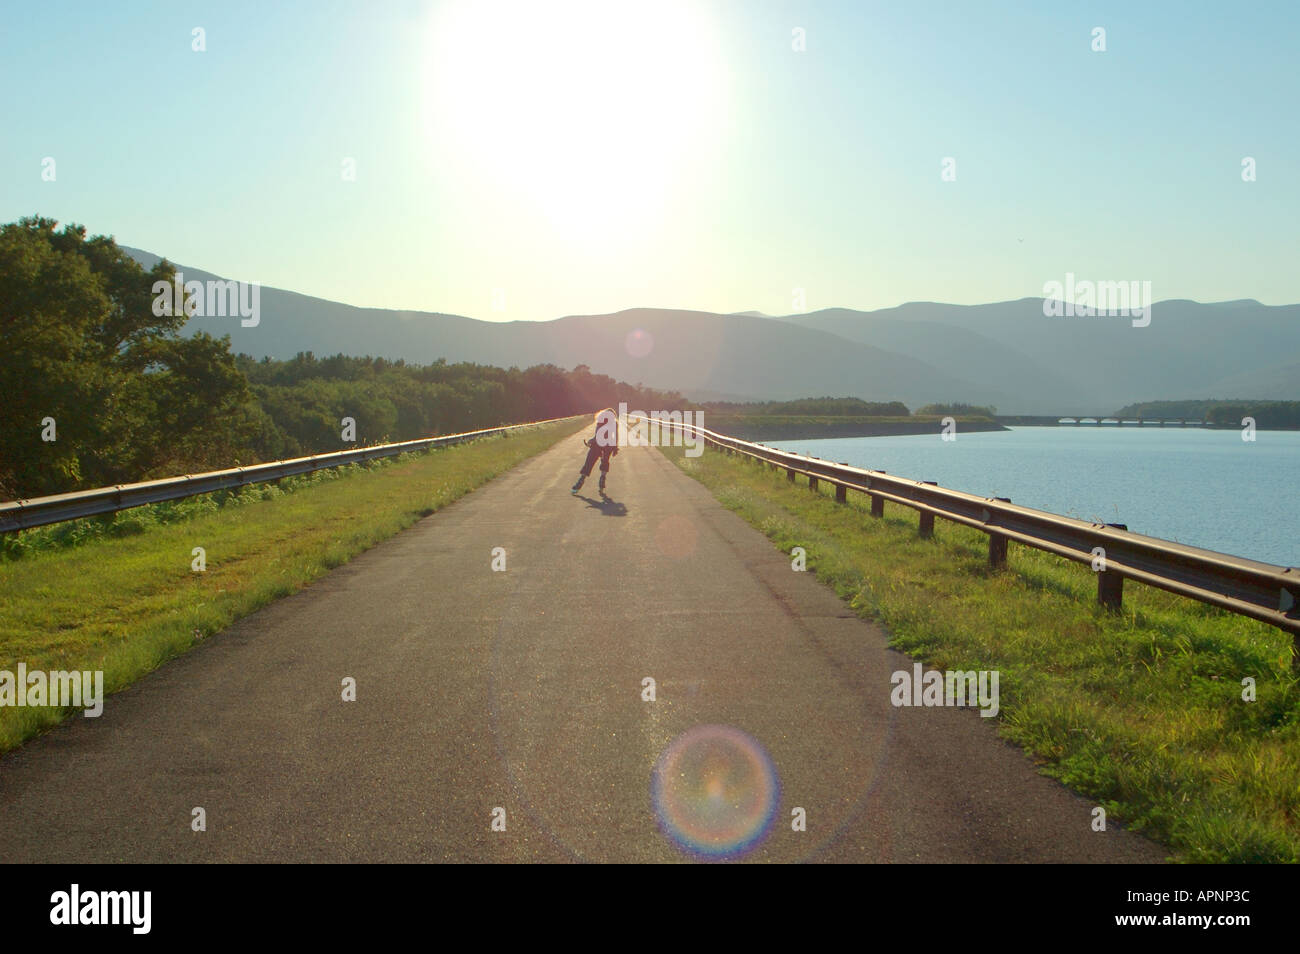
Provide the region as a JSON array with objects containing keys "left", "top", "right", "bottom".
[{"left": 0, "top": 432, "right": 1167, "bottom": 862}]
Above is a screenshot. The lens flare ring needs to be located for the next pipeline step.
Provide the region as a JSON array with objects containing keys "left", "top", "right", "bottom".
[{"left": 651, "top": 724, "right": 780, "bottom": 860}]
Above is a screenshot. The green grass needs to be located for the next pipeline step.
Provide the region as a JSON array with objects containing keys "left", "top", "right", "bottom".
[
  {"left": 0, "top": 418, "right": 583, "bottom": 752},
  {"left": 662, "top": 445, "right": 1300, "bottom": 863}
]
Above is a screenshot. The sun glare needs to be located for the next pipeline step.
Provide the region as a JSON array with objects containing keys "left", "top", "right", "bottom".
[{"left": 423, "top": 0, "right": 728, "bottom": 240}]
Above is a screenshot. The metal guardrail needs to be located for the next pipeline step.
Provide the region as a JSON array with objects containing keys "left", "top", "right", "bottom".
[
  {"left": 0, "top": 414, "right": 584, "bottom": 534},
  {"left": 633, "top": 415, "right": 1300, "bottom": 648}
]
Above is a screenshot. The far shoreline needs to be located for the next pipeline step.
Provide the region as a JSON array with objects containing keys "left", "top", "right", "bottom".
[
  {"left": 692, "top": 415, "right": 1007, "bottom": 442},
  {"left": 691, "top": 416, "right": 1300, "bottom": 443}
]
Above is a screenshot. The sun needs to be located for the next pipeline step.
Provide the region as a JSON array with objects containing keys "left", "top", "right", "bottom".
[{"left": 422, "top": 0, "right": 728, "bottom": 239}]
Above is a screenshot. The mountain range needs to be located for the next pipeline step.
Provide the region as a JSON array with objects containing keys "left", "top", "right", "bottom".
[{"left": 125, "top": 247, "right": 1299, "bottom": 415}]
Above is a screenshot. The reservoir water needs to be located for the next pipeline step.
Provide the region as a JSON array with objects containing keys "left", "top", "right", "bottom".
[{"left": 774, "top": 427, "right": 1299, "bottom": 567}]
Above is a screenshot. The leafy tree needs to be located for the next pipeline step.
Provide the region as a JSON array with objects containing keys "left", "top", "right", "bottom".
[
  {"left": 0, "top": 219, "right": 108, "bottom": 495},
  {"left": 915, "top": 402, "right": 997, "bottom": 418},
  {"left": 0, "top": 217, "right": 249, "bottom": 496}
]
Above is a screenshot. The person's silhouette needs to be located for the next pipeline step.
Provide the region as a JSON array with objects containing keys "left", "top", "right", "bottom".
[{"left": 571, "top": 407, "right": 620, "bottom": 495}]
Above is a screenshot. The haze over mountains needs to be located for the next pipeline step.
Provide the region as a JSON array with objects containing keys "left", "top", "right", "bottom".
[{"left": 127, "top": 247, "right": 1299, "bottom": 415}]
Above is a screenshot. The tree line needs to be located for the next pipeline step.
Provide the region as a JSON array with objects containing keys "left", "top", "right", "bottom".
[
  {"left": 699, "top": 397, "right": 911, "bottom": 417},
  {"left": 697, "top": 398, "right": 999, "bottom": 419},
  {"left": 0, "top": 217, "right": 683, "bottom": 500},
  {"left": 1113, "top": 400, "right": 1300, "bottom": 427}
]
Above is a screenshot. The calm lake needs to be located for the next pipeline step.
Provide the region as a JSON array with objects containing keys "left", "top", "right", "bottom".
[{"left": 775, "top": 427, "right": 1299, "bottom": 567}]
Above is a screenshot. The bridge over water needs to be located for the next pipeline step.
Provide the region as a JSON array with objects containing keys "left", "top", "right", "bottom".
[{"left": 996, "top": 415, "right": 1207, "bottom": 427}]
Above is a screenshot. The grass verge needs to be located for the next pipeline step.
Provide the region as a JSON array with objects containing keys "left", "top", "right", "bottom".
[
  {"left": 662, "top": 444, "right": 1299, "bottom": 863},
  {"left": 0, "top": 418, "right": 583, "bottom": 752}
]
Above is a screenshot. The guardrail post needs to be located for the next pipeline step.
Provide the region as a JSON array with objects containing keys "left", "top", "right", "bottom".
[
  {"left": 1097, "top": 523, "right": 1127, "bottom": 611},
  {"left": 787, "top": 468, "right": 796, "bottom": 482},
  {"left": 868, "top": 473, "right": 886, "bottom": 517},
  {"left": 987, "top": 497, "right": 1010, "bottom": 566},
  {"left": 1097, "top": 570, "right": 1123, "bottom": 610},
  {"left": 808, "top": 476, "right": 818, "bottom": 492},
  {"left": 918, "top": 482, "right": 937, "bottom": 537},
  {"left": 835, "top": 484, "right": 847, "bottom": 503}
]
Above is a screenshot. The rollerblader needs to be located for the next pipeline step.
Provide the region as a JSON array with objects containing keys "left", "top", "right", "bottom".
[{"left": 571, "top": 407, "right": 619, "bottom": 495}]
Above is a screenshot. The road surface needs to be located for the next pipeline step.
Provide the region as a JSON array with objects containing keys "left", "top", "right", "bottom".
[{"left": 0, "top": 432, "right": 1166, "bottom": 862}]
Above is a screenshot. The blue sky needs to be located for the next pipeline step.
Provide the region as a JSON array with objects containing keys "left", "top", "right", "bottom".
[{"left": 1, "top": 0, "right": 1296, "bottom": 320}]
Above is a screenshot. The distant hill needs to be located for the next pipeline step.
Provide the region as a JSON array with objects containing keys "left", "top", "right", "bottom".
[
  {"left": 123, "top": 247, "right": 1299, "bottom": 414},
  {"left": 123, "top": 247, "right": 1006, "bottom": 410},
  {"left": 778, "top": 299, "right": 1300, "bottom": 414},
  {"left": 1202, "top": 358, "right": 1300, "bottom": 401}
]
